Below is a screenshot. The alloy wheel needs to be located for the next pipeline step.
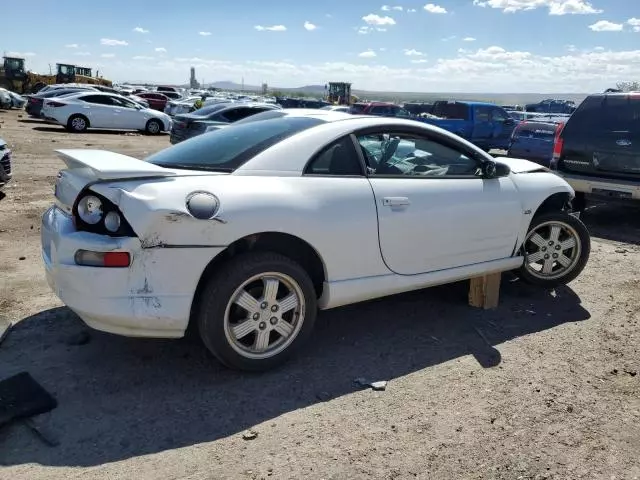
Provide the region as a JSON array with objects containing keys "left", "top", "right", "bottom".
[
  {"left": 523, "top": 220, "right": 582, "bottom": 281},
  {"left": 223, "top": 272, "right": 305, "bottom": 360}
]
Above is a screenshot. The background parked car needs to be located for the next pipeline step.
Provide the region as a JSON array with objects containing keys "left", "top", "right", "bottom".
[
  {"left": 41, "top": 92, "right": 171, "bottom": 134},
  {"left": 25, "top": 86, "right": 98, "bottom": 118},
  {"left": 0, "top": 137, "right": 12, "bottom": 190},
  {"left": 136, "top": 92, "right": 171, "bottom": 111},
  {"left": 551, "top": 91, "right": 640, "bottom": 212},
  {"left": 507, "top": 120, "right": 563, "bottom": 166},
  {"left": 170, "top": 103, "right": 281, "bottom": 144},
  {"left": 0, "top": 89, "right": 12, "bottom": 109}
]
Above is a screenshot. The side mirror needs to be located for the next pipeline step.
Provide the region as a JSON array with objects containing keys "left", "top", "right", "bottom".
[{"left": 481, "top": 160, "right": 497, "bottom": 179}]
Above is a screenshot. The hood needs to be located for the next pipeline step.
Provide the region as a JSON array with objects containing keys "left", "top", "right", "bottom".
[{"left": 494, "top": 156, "right": 550, "bottom": 174}]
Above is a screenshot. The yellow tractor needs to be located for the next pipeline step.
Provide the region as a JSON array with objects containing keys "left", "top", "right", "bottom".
[
  {"left": 0, "top": 56, "right": 56, "bottom": 94},
  {"left": 325, "top": 82, "right": 358, "bottom": 105},
  {"left": 56, "top": 63, "right": 113, "bottom": 87},
  {"left": 0, "top": 57, "right": 113, "bottom": 94}
]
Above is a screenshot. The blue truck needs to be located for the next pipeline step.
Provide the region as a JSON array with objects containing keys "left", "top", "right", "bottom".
[{"left": 418, "top": 100, "right": 518, "bottom": 151}]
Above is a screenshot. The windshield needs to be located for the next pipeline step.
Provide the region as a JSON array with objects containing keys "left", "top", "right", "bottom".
[{"left": 145, "top": 116, "right": 325, "bottom": 171}]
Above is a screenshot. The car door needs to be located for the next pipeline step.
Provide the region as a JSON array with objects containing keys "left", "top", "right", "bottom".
[
  {"left": 109, "top": 96, "right": 144, "bottom": 129},
  {"left": 355, "top": 127, "right": 523, "bottom": 275},
  {"left": 471, "top": 105, "right": 493, "bottom": 148},
  {"left": 490, "top": 107, "right": 517, "bottom": 149},
  {"left": 78, "top": 94, "right": 116, "bottom": 128}
]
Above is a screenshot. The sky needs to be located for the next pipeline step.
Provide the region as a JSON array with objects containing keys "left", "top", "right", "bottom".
[{"left": 1, "top": 0, "right": 639, "bottom": 93}]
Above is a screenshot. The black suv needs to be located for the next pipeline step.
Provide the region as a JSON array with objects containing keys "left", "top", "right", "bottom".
[{"left": 550, "top": 92, "right": 640, "bottom": 212}]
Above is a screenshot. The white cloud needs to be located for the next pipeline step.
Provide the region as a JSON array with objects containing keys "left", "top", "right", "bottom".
[
  {"left": 65, "top": 44, "right": 78, "bottom": 48},
  {"left": 198, "top": 31, "right": 212, "bottom": 36},
  {"left": 381, "top": 5, "right": 403, "bottom": 10},
  {"left": 472, "top": 0, "right": 602, "bottom": 15},
  {"left": 255, "top": 25, "right": 287, "bottom": 31},
  {"left": 7, "top": 51, "right": 35, "bottom": 57},
  {"left": 133, "top": 27, "right": 149, "bottom": 33},
  {"left": 404, "top": 48, "right": 424, "bottom": 56},
  {"left": 101, "top": 53, "right": 116, "bottom": 58},
  {"left": 133, "top": 55, "right": 154, "bottom": 60},
  {"left": 362, "top": 13, "right": 396, "bottom": 26},
  {"left": 628, "top": 18, "right": 640, "bottom": 32},
  {"left": 442, "top": 35, "right": 457, "bottom": 41},
  {"left": 379, "top": 47, "right": 387, "bottom": 51},
  {"left": 463, "top": 37, "right": 477, "bottom": 42},
  {"left": 411, "top": 59, "right": 429, "bottom": 64},
  {"left": 100, "top": 38, "right": 128, "bottom": 46},
  {"left": 155, "top": 47, "right": 167, "bottom": 52},
  {"left": 358, "top": 50, "right": 377, "bottom": 58},
  {"left": 424, "top": 3, "right": 447, "bottom": 14},
  {"left": 407, "top": 8, "right": 417, "bottom": 12},
  {"left": 593, "top": 46, "right": 605, "bottom": 51},
  {"left": 358, "top": 26, "right": 371, "bottom": 34},
  {"left": 589, "top": 20, "right": 624, "bottom": 32},
  {"left": 304, "top": 21, "right": 317, "bottom": 31},
  {"left": 74, "top": 51, "right": 91, "bottom": 56},
  {"left": 566, "top": 44, "right": 577, "bottom": 51}
]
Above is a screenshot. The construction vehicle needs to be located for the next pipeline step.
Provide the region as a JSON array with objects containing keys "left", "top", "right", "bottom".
[
  {"left": 0, "top": 56, "right": 56, "bottom": 94},
  {"left": 325, "top": 82, "right": 358, "bottom": 105},
  {"left": 0, "top": 57, "right": 113, "bottom": 94},
  {"left": 56, "top": 63, "right": 113, "bottom": 88}
]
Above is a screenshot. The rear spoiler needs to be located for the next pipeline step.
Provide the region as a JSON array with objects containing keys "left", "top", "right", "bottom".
[{"left": 55, "top": 149, "right": 176, "bottom": 180}]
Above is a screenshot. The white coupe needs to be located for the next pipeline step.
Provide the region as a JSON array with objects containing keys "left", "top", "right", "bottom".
[
  {"left": 41, "top": 109, "right": 590, "bottom": 371},
  {"left": 41, "top": 92, "right": 171, "bottom": 134}
]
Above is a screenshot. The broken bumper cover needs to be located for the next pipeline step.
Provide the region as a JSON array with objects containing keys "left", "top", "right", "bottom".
[{"left": 41, "top": 206, "right": 225, "bottom": 338}]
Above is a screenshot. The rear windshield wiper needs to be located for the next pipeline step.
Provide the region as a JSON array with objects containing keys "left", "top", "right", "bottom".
[{"left": 152, "top": 163, "right": 233, "bottom": 172}]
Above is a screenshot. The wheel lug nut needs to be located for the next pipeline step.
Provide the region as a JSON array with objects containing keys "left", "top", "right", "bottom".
[
  {"left": 260, "top": 302, "right": 268, "bottom": 309},
  {"left": 271, "top": 305, "right": 278, "bottom": 312},
  {"left": 252, "top": 313, "right": 260, "bottom": 320},
  {"left": 555, "top": 245, "right": 561, "bottom": 250},
  {"left": 270, "top": 317, "right": 278, "bottom": 325},
  {"left": 553, "top": 254, "right": 558, "bottom": 259},
  {"left": 544, "top": 254, "right": 550, "bottom": 259},
  {"left": 542, "top": 247, "right": 547, "bottom": 251},
  {"left": 259, "top": 322, "right": 267, "bottom": 330}
]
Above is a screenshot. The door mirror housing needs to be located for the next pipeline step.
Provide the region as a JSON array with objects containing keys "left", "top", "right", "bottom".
[{"left": 481, "top": 160, "right": 497, "bottom": 178}]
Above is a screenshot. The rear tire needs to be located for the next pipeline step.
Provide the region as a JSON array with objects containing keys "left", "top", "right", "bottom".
[
  {"left": 67, "top": 114, "right": 89, "bottom": 133},
  {"left": 145, "top": 119, "right": 162, "bottom": 135},
  {"left": 518, "top": 211, "right": 590, "bottom": 288},
  {"left": 196, "top": 252, "right": 317, "bottom": 372}
]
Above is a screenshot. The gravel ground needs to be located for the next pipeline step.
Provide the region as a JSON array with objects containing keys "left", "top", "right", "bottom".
[{"left": 0, "top": 109, "right": 639, "bottom": 480}]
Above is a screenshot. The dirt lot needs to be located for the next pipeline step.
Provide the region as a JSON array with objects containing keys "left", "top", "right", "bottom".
[{"left": 0, "top": 108, "right": 639, "bottom": 480}]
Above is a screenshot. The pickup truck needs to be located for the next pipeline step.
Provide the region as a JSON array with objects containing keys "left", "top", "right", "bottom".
[{"left": 418, "top": 100, "right": 518, "bottom": 151}]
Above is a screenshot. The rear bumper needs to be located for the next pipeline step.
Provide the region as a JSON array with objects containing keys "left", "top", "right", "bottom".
[
  {"left": 41, "top": 205, "right": 225, "bottom": 338},
  {"left": 554, "top": 172, "right": 640, "bottom": 203}
]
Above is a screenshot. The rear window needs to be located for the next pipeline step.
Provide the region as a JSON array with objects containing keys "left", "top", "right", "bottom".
[
  {"left": 431, "top": 102, "right": 470, "bottom": 120},
  {"left": 145, "top": 116, "right": 324, "bottom": 171},
  {"left": 350, "top": 103, "right": 367, "bottom": 114},
  {"left": 514, "top": 122, "right": 557, "bottom": 139},
  {"left": 565, "top": 94, "right": 640, "bottom": 135}
]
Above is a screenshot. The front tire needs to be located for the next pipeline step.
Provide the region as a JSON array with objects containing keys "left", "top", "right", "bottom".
[
  {"left": 518, "top": 211, "right": 590, "bottom": 287},
  {"left": 197, "top": 252, "right": 318, "bottom": 371}
]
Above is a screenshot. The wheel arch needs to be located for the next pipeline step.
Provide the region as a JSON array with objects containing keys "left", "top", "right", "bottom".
[
  {"left": 68, "top": 113, "right": 90, "bottom": 128},
  {"left": 514, "top": 191, "right": 574, "bottom": 255},
  {"left": 187, "top": 231, "right": 328, "bottom": 333}
]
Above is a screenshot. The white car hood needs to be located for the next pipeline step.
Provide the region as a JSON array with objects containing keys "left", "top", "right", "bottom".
[{"left": 494, "top": 156, "right": 549, "bottom": 174}]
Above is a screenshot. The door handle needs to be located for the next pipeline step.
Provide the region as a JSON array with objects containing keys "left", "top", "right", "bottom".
[{"left": 382, "top": 197, "right": 410, "bottom": 207}]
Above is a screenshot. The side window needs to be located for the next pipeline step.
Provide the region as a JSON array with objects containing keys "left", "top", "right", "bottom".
[
  {"left": 491, "top": 108, "right": 510, "bottom": 123},
  {"left": 356, "top": 132, "right": 480, "bottom": 177},
  {"left": 305, "top": 136, "right": 363, "bottom": 176},
  {"left": 80, "top": 95, "right": 111, "bottom": 105},
  {"left": 110, "top": 96, "right": 137, "bottom": 108},
  {"left": 223, "top": 108, "right": 259, "bottom": 122},
  {"left": 474, "top": 106, "right": 491, "bottom": 122}
]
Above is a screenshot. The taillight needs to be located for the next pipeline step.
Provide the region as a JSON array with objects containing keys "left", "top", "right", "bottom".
[
  {"left": 46, "top": 101, "right": 66, "bottom": 107},
  {"left": 74, "top": 250, "right": 131, "bottom": 268},
  {"left": 552, "top": 122, "right": 565, "bottom": 161},
  {"left": 29, "top": 98, "right": 39, "bottom": 104}
]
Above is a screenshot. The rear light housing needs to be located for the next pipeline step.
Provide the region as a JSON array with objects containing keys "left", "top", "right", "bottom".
[
  {"left": 75, "top": 250, "right": 131, "bottom": 268},
  {"left": 72, "top": 188, "right": 136, "bottom": 237},
  {"left": 46, "top": 101, "right": 66, "bottom": 107},
  {"left": 550, "top": 122, "right": 565, "bottom": 169}
]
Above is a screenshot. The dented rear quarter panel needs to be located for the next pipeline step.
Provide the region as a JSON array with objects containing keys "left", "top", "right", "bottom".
[{"left": 90, "top": 174, "right": 387, "bottom": 282}]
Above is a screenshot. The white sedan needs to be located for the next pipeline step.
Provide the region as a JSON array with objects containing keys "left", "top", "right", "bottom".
[
  {"left": 41, "top": 109, "right": 590, "bottom": 371},
  {"left": 41, "top": 92, "right": 171, "bottom": 134}
]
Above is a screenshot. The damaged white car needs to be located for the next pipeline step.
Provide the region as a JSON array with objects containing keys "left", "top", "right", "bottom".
[{"left": 41, "top": 110, "right": 591, "bottom": 371}]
